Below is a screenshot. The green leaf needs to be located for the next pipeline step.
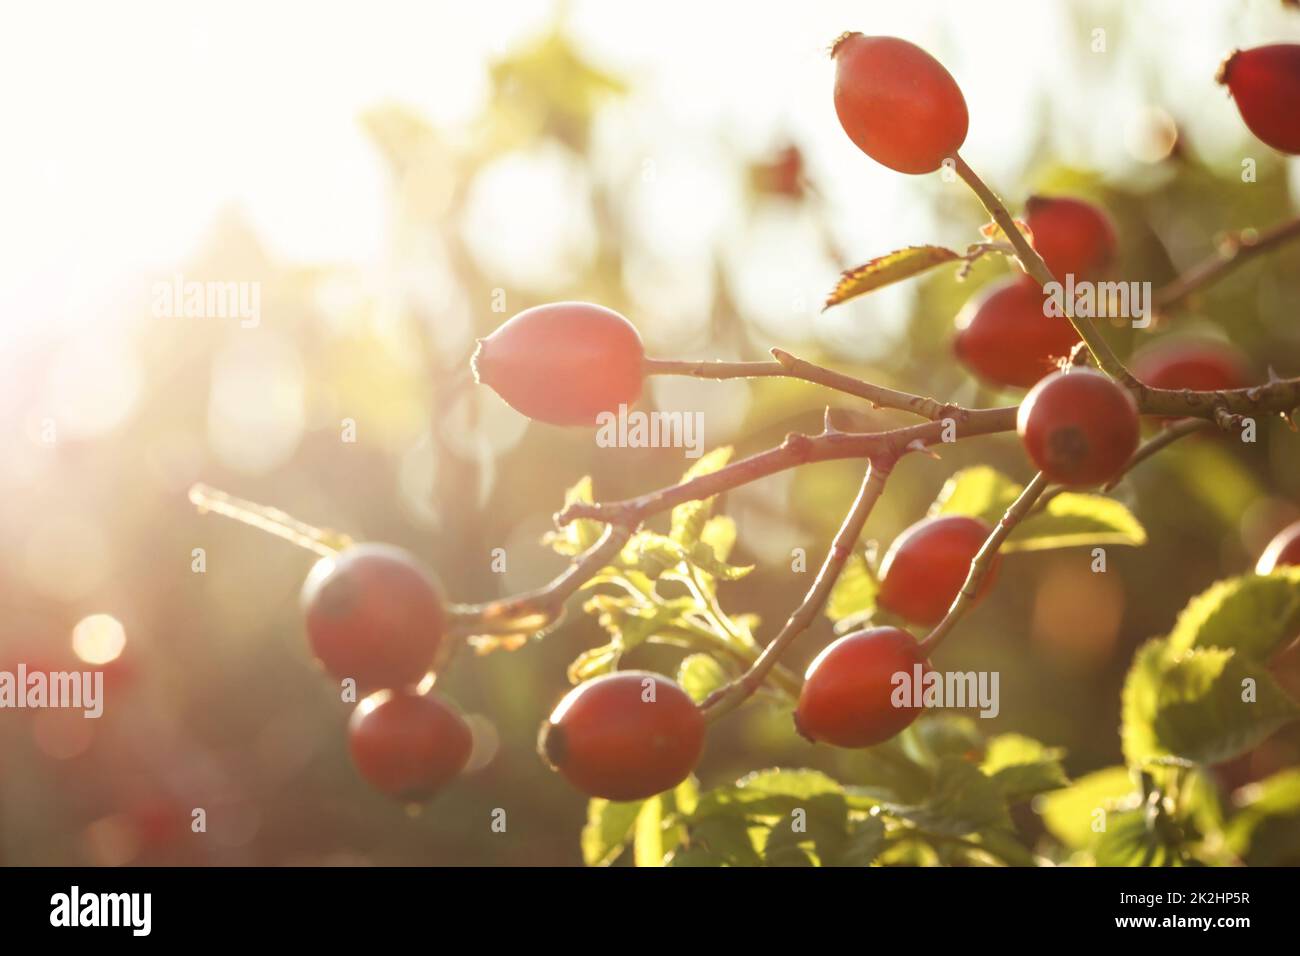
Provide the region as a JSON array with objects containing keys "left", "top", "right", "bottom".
[
  {"left": 685, "top": 815, "right": 763, "bottom": 866},
  {"left": 676, "top": 653, "right": 731, "bottom": 704},
  {"left": 541, "top": 476, "right": 603, "bottom": 554},
  {"left": 980, "top": 734, "right": 1069, "bottom": 802},
  {"left": 1227, "top": 769, "right": 1300, "bottom": 862},
  {"left": 566, "top": 643, "right": 620, "bottom": 684},
  {"left": 1093, "top": 808, "right": 1182, "bottom": 866},
  {"left": 823, "top": 245, "right": 961, "bottom": 310},
  {"left": 1167, "top": 566, "right": 1300, "bottom": 661},
  {"left": 901, "top": 715, "right": 983, "bottom": 768},
  {"left": 1036, "top": 766, "right": 1137, "bottom": 849},
  {"left": 1122, "top": 638, "right": 1300, "bottom": 766},
  {"left": 694, "top": 768, "right": 843, "bottom": 819},
  {"left": 825, "top": 553, "right": 879, "bottom": 623},
  {"left": 760, "top": 793, "right": 848, "bottom": 867},
  {"left": 881, "top": 756, "right": 1011, "bottom": 836},
  {"left": 931, "top": 466, "right": 1021, "bottom": 526},
  {"left": 669, "top": 447, "right": 733, "bottom": 547},
  {"left": 699, "top": 515, "right": 738, "bottom": 563},
  {"left": 687, "top": 541, "right": 754, "bottom": 581},
  {"left": 1004, "top": 492, "right": 1147, "bottom": 552},
  {"left": 839, "top": 816, "right": 886, "bottom": 867},
  {"left": 933, "top": 466, "right": 1145, "bottom": 553},
  {"left": 580, "top": 798, "right": 644, "bottom": 866}
]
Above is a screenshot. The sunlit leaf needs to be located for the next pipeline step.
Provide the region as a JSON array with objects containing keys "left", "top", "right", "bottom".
[
  {"left": 823, "top": 246, "right": 960, "bottom": 310},
  {"left": 1167, "top": 566, "right": 1300, "bottom": 661}
]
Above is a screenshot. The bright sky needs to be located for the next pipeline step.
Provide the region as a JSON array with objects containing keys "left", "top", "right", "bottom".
[{"left": 1, "top": 0, "right": 1296, "bottom": 350}]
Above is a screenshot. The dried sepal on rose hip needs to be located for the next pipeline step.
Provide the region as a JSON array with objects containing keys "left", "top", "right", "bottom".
[
  {"left": 830, "top": 33, "right": 968, "bottom": 174},
  {"left": 300, "top": 543, "right": 445, "bottom": 692},
  {"left": 795, "top": 627, "right": 930, "bottom": 748},
  {"left": 877, "top": 515, "right": 999, "bottom": 627},
  {"left": 472, "top": 301, "right": 645, "bottom": 426},
  {"left": 1017, "top": 369, "right": 1140, "bottom": 487},
  {"left": 348, "top": 689, "right": 473, "bottom": 802},
  {"left": 538, "top": 670, "right": 705, "bottom": 801},
  {"left": 1217, "top": 44, "right": 1300, "bottom": 154}
]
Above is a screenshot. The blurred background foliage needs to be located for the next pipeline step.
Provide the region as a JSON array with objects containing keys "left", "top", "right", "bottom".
[{"left": 2, "top": 0, "right": 1300, "bottom": 865}]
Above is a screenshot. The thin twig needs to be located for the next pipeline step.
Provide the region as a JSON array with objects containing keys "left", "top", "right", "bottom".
[
  {"left": 1153, "top": 214, "right": 1300, "bottom": 312},
  {"left": 455, "top": 523, "right": 633, "bottom": 634},
  {"left": 919, "top": 472, "right": 1050, "bottom": 657},
  {"left": 700, "top": 459, "right": 894, "bottom": 719},
  {"left": 188, "top": 483, "right": 351, "bottom": 558},
  {"left": 952, "top": 154, "right": 1134, "bottom": 385},
  {"left": 645, "top": 350, "right": 966, "bottom": 422}
]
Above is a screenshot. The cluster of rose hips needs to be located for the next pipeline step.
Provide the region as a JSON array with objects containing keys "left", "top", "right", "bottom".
[{"left": 299, "top": 32, "right": 1300, "bottom": 806}]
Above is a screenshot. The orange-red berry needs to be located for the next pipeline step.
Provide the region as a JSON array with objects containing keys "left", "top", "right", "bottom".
[
  {"left": 301, "top": 544, "right": 444, "bottom": 692},
  {"left": 538, "top": 671, "right": 704, "bottom": 801},
  {"left": 831, "top": 33, "right": 968, "bottom": 174},
  {"left": 954, "top": 275, "right": 1082, "bottom": 389},
  {"left": 1130, "top": 337, "right": 1252, "bottom": 393},
  {"left": 472, "top": 302, "right": 644, "bottom": 426},
  {"left": 877, "top": 515, "right": 998, "bottom": 626},
  {"left": 348, "top": 690, "right": 473, "bottom": 801},
  {"left": 795, "top": 627, "right": 930, "bottom": 748},
  {"left": 1024, "top": 195, "right": 1117, "bottom": 281},
  {"left": 1017, "top": 369, "right": 1140, "bottom": 487},
  {"left": 1257, "top": 521, "right": 1300, "bottom": 574},
  {"left": 1217, "top": 45, "right": 1300, "bottom": 154}
]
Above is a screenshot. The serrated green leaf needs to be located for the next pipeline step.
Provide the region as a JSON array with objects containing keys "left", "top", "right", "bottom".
[
  {"left": 901, "top": 715, "right": 983, "bottom": 768},
  {"left": 688, "top": 541, "right": 754, "bottom": 581},
  {"left": 677, "top": 653, "right": 731, "bottom": 703},
  {"left": 881, "top": 756, "right": 1011, "bottom": 836},
  {"left": 694, "top": 768, "right": 843, "bottom": 820},
  {"left": 1227, "top": 769, "right": 1300, "bottom": 860},
  {"left": 1005, "top": 492, "right": 1147, "bottom": 552},
  {"left": 839, "top": 816, "right": 886, "bottom": 867},
  {"left": 686, "top": 815, "right": 763, "bottom": 866},
  {"left": 760, "top": 793, "right": 848, "bottom": 867},
  {"left": 1122, "top": 638, "right": 1300, "bottom": 766},
  {"left": 700, "top": 515, "right": 738, "bottom": 563},
  {"left": 826, "top": 552, "right": 879, "bottom": 623},
  {"left": 1093, "top": 808, "right": 1182, "bottom": 866},
  {"left": 1167, "top": 567, "right": 1300, "bottom": 661},
  {"left": 981, "top": 734, "right": 1069, "bottom": 802},
  {"left": 580, "top": 798, "right": 644, "bottom": 866},
  {"left": 824, "top": 245, "right": 961, "bottom": 310},
  {"left": 566, "top": 643, "right": 620, "bottom": 684},
  {"left": 1036, "top": 766, "right": 1136, "bottom": 849},
  {"left": 931, "top": 466, "right": 1021, "bottom": 525},
  {"left": 542, "top": 476, "right": 603, "bottom": 554}
]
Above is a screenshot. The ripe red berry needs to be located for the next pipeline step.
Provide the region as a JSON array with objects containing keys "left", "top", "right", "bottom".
[
  {"left": 1017, "top": 369, "right": 1140, "bottom": 487},
  {"left": 877, "top": 515, "right": 998, "bottom": 626},
  {"left": 795, "top": 627, "right": 930, "bottom": 748},
  {"left": 1256, "top": 521, "right": 1300, "bottom": 574},
  {"left": 831, "top": 33, "right": 968, "bottom": 175},
  {"left": 538, "top": 670, "right": 705, "bottom": 801},
  {"left": 954, "top": 275, "right": 1082, "bottom": 389},
  {"left": 348, "top": 690, "right": 473, "bottom": 801},
  {"left": 472, "top": 302, "right": 645, "bottom": 426},
  {"left": 1217, "top": 45, "right": 1300, "bottom": 154},
  {"left": 1130, "top": 337, "right": 1252, "bottom": 392},
  {"left": 1024, "top": 195, "right": 1117, "bottom": 281},
  {"left": 301, "top": 544, "right": 444, "bottom": 692}
]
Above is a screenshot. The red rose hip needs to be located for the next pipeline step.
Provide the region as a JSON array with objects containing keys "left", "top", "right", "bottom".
[
  {"left": 301, "top": 543, "right": 445, "bottom": 691},
  {"left": 1130, "top": 337, "right": 1252, "bottom": 392},
  {"left": 1217, "top": 45, "right": 1300, "bottom": 154},
  {"left": 1024, "top": 195, "right": 1117, "bottom": 281},
  {"left": 348, "top": 690, "right": 473, "bottom": 801},
  {"left": 954, "top": 275, "right": 1082, "bottom": 389},
  {"left": 831, "top": 33, "right": 968, "bottom": 174},
  {"left": 472, "top": 302, "right": 644, "bottom": 426},
  {"left": 1017, "top": 369, "right": 1140, "bottom": 487},
  {"left": 538, "top": 670, "right": 705, "bottom": 801},
  {"left": 1257, "top": 521, "right": 1300, "bottom": 574},
  {"left": 795, "top": 627, "right": 930, "bottom": 748},
  {"left": 877, "top": 515, "right": 999, "bottom": 626}
]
